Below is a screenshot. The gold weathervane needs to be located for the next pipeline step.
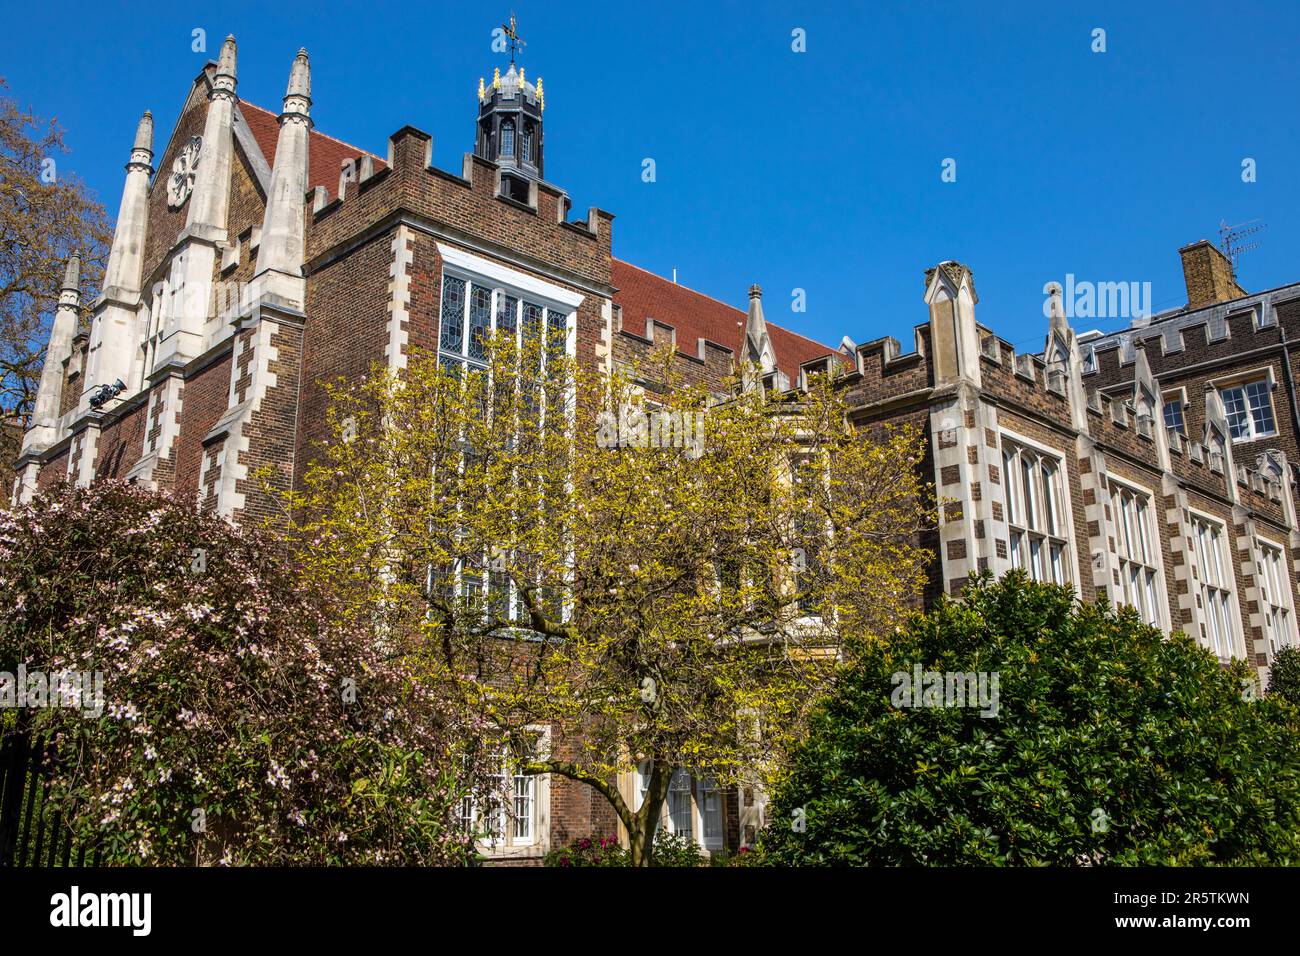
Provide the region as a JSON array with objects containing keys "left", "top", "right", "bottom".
[{"left": 502, "top": 13, "right": 526, "bottom": 65}]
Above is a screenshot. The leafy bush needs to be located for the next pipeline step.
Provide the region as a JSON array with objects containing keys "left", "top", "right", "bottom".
[
  {"left": 543, "top": 830, "right": 705, "bottom": 867},
  {"left": 648, "top": 830, "right": 704, "bottom": 867},
  {"left": 1267, "top": 645, "right": 1300, "bottom": 709},
  {"left": 758, "top": 572, "right": 1300, "bottom": 866},
  {"left": 543, "top": 835, "right": 628, "bottom": 867},
  {"left": 0, "top": 482, "right": 482, "bottom": 865},
  {"left": 708, "top": 845, "right": 757, "bottom": 866}
]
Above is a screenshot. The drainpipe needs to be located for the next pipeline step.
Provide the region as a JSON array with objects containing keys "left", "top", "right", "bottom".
[{"left": 1277, "top": 320, "right": 1300, "bottom": 504}]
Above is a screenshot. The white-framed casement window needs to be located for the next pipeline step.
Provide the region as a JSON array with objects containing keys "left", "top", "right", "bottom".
[
  {"left": 635, "top": 765, "right": 725, "bottom": 853},
  {"left": 1109, "top": 479, "right": 1165, "bottom": 627},
  {"left": 1001, "top": 437, "right": 1071, "bottom": 584},
  {"left": 1219, "top": 377, "right": 1277, "bottom": 441},
  {"left": 1191, "top": 513, "right": 1241, "bottom": 659},
  {"left": 1256, "top": 537, "right": 1296, "bottom": 655}
]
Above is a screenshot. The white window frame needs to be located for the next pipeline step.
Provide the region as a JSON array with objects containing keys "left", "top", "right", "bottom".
[
  {"left": 461, "top": 727, "right": 551, "bottom": 856},
  {"left": 1189, "top": 509, "right": 1242, "bottom": 660},
  {"left": 433, "top": 247, "right": 582, "bottom": 627},
  {"left": 1162, "top": 387, "right": 1187, "bottom": 436},
  {"left": 634, "top": 764, "right": 726, "bottom": 854},
  {"left": 1000, "top": 430, "right": 1076, "bottom": 586},
  {"left": 1108, "top": 475, "right": 1167, "bottom": 628},
  {"left": 1212, "top": 368, "right": 1278, "bottom": 442},
  {"left": 1255, "top": 535, "right": 1296, "bottom": 655}
]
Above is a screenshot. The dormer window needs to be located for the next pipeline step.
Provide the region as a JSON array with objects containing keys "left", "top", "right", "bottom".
[
  {"left": 1162, "top": 391, "right": 1186, "bottom": 435},
  {"left": 500, "top": 120, "right": 515, "bottom": 158},
  {"left": 1221, "top": 378, "right": 1276, "bottom": 440}
]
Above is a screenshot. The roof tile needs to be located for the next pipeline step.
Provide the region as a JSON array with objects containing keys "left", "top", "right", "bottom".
[
  {"left": 238, "top": 99, "right": 385, "bottom": 199},
  {"left": 611, "top": 259, "right": 841, "bottom": 383}
]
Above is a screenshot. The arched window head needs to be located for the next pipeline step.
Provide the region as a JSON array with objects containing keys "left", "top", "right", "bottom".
[
  {"left": 521, "top": 124, "right": 533, "bottom": 163},
  {"left": 501, "top": 120, "right": 515, "bottom": 157}
]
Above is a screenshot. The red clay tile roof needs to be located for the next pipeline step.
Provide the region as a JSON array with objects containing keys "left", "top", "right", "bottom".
[
  {"left": 238, "top": 100, "right": 384, "bottom": 199},
  {"left": 612, "top": 259, "right": 842, "bottom": 383}
]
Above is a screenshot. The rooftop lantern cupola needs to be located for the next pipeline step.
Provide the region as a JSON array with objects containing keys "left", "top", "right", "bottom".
[{"left": 476, "top": 15, "right": 544, "bottom": 203}]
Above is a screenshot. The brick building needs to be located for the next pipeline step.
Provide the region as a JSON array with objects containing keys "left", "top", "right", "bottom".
[
  {"left": 847, "top": 247, "right": 1300, "bottom": 689},
  {"left": 14, "top": 37, "right": 1300, "bottom": 860}
]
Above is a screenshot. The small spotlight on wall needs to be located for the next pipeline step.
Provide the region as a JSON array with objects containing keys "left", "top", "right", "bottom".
[{"left": 89, "top": 379, "right": 126, "bottom": 409}]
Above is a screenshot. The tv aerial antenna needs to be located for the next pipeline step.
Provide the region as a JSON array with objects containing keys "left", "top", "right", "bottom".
[{"left": 1219, "top": 218, "right": 1265, "bottom": 277}]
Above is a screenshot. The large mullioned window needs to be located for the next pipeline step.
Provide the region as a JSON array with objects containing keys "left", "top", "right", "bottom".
[
  {"left": 1191, "top": 514, "right": 1239, "bottom": 659},
  {"left": 435, "top": 271, "right": 572, "bottom": 626},
  {"left": 1001, "top": 439, "right": 1070, "bottom": 585},
  {"left": 1256, "top": 539, "right": 1295, "bottom": 655},
  {"left": 439, "top": 273, "right": 568, "bottom": 375},
  {"left": 1110, "top": 480, "right": 1164, "bottom": 627}
]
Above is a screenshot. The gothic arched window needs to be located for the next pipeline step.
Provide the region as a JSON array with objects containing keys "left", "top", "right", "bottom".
[
  {"left": 521, "top": 124, "right": 533, "bottom": 163},
  {"left": 501, "top": 121, "right": 515, "bottom": 157}
]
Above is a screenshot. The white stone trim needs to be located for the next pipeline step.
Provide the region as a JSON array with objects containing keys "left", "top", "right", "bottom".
[
  {"left": 209, "top": 320, "right": 279, "bottom": 517},
  {"left": 436, "top": 243, "right": 584, "bottom": 310},
  {"left": 385, "top": 226, "right": 414, "bottom": 373}
]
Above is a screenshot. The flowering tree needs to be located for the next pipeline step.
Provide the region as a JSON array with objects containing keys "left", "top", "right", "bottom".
[
  {"left": 0, "top": 481, "right": 483, "bottom": 865},
  {"left": 284, "top": 330, "right": 931, "bottom": 865}
]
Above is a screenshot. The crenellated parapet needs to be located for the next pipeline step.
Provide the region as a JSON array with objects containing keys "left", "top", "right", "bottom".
[{"left": 306, "top": 125, "right": 613, "bottom": 291}]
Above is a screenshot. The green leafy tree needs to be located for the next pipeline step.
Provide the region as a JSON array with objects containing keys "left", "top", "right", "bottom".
[
  {"left": 0, "top": 481, "right": 486, "bottom": 865},
  {"left": 759, "top": 572, "right": 1300, "bottom": 865},
  {"left": 282, "top": 332, "right": 932, "bottom": 865},
  {"left": 1267, "top": 645, "right": 1300, "bottom": 709}
]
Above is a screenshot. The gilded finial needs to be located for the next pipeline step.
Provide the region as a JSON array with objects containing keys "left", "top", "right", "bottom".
[
  {"left": 478, "top": 76, "right": 485, "bottom": 100},
  {"left": 536, "top": 76, "right": 544, "bottom": 110},
  {"left": 519, "top": 67, "right": 525, "bottom": 86},
  {"left": 493, "top": 67, "right": 501, "bottom": 90}
]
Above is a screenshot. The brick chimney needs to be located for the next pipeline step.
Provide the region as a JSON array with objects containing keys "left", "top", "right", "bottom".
[{"left": 1179, "top": 240, "right": 1246, "bottom": 308}]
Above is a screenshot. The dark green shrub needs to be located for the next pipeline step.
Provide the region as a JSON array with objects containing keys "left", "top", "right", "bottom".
[
  {"left": 648, "top": 830, "right": 704, "bottom": 867},
  {"left": 758, "top": 572, "right": 1300, "bottom": 866},
  {"left": 1267, "top": 645, "right": 1300, "bottom": 709}
]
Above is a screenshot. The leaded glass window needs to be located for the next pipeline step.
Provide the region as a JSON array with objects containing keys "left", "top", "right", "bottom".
[
  {"left": 440, "top": 275, "right": 465, "bottom": 352},
  {"left": 468, "top": 284, "right": 492, "bottom": 363},
  {"left": 1109, "top": 481, "right": 1163, "bottom": 627},
  {"left": 1257, "top": 540, "right": 1295, "bottom": 654}
]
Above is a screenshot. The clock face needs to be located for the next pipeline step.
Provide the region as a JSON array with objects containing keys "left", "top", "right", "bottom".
[{"left": 166, "top": 136, "right": 202, "bottom": 209}]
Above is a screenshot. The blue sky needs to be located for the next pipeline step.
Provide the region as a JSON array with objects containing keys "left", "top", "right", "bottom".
[{"left": 2, "top": 0, "right": 1296, "bottom": 355}]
